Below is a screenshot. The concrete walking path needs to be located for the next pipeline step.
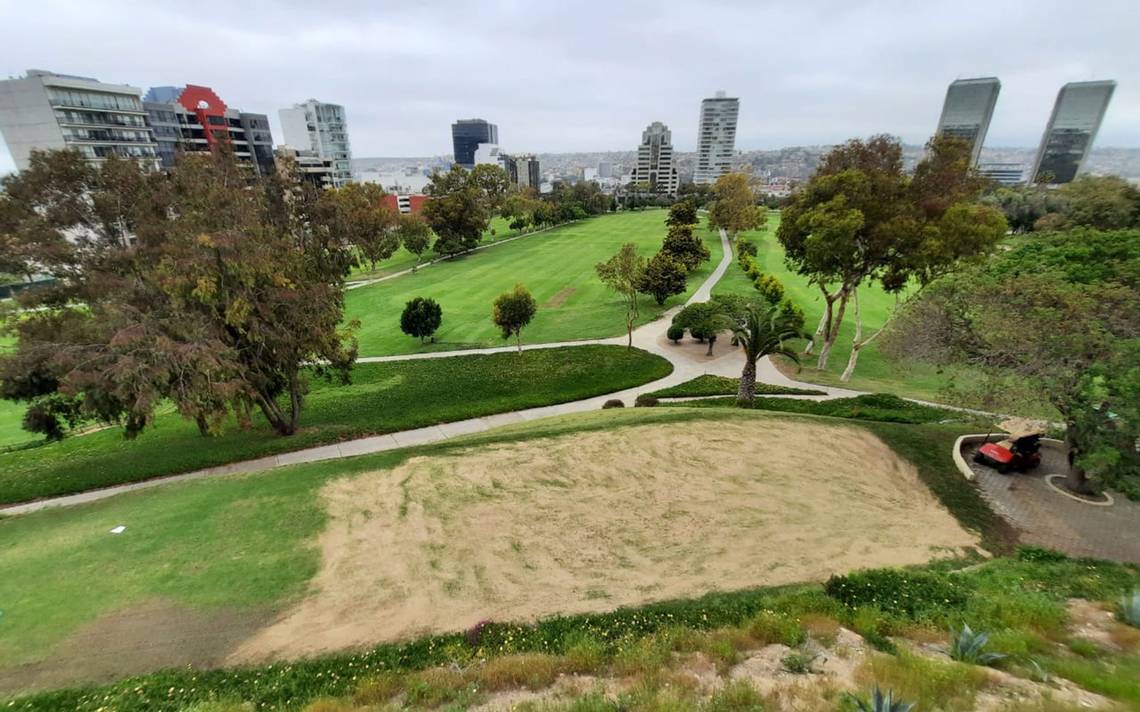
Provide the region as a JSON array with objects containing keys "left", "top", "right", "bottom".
[{"left": 0, "top": 228, "right": 858, "bottom": 517}]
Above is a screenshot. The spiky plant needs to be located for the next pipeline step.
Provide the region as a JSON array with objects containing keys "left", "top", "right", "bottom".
[
  {"left": 1120, "top": 588, "right": 1140, "bottom": 627},
  {"left": 846, "top": 686, "right": 915, "bottom": 712},
  {"left": 948, "top": 623, "right": 1006, "bottom": 666}
]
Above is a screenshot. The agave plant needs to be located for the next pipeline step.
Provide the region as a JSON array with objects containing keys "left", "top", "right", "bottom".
[
  {"left": 847, "top": 686, "right": 915, "bottom": 712},
  {"left": 948, "top": 623, "right": 1006, "bottom": 666},
  {"left": 1120, "top": 588, "right": 1140, "bottom": 627}
]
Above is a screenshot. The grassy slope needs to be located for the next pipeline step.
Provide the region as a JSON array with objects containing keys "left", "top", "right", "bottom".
[
  {"left": 344, "top": 210, "right": 723, "bottom": 356},
  {"left": 713, "top": 213, "right": 958, "bottom": 402},
  {"left": 0, "top": 406, "right": 1007, "bottom": 676},
  {"left": 0, "top": 346, "right": 671, "bottom": 505},
  {"left": 0, "top": 335, "right": 32, "bottom": 449},
  {"left": 347, "top": 216, "right": 517, "bottom": 281}
]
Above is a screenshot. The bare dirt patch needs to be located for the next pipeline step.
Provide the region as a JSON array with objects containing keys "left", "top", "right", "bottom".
[
  {"left": 231, "top": 420, "right": 978, "bottom": 663},
  {"left": 543, "top": 286, "right": 576, "bottom": 309},
  {"left": 0, "top": 599, "right": 273, "bottom": 695}
]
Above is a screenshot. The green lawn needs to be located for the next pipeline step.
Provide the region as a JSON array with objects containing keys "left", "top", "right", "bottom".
[
  {"left": 347, "top": 216, "right": 519, "bottom": 281},
  {"left": 344, "top": 210, "right": 723, "bottom": 356},
  {"left": 0, "top": 345, "right": 671, "bottom": 506},
  {"left": 714, "top": 213, "right": 961, "bottom": 403},
  {"left": 0, "top": 406, "right": 992, "bottom": 679},
  {"left": 648, "top": 374, "right": 824, "bottom": 398},
  {"left": 0, "top": 335, "right": 34, "bottom": 450}
]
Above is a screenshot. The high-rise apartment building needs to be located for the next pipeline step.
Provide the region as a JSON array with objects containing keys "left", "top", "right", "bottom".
[
  {"left": 693, "top": 91, "right": 739, "bottom": 185},
  {"left": 503, "top": 153, "right": 540, "bottom": 190},
  {"left": 451, "top": 119, "right": 498, "bottom": 169},
  {"left": 0, "top": 69, "right": 159, "bottom": 171},
  {"left": 935, "top": 77, "right": 1000, "bottom": 166},
  {"left": 597, "top": 160, "right": 613, "bottom": 179},
  {"left": 279, "top": 99, "right": 352, "bottom": 187},
  {"left": 629, "top": 121, "right": 679, "bottom": 196},
  {"left": 143, "top": 85, "right": 275, "bottom": 177},
  {"left": 1031, "top": 81, "right": 1116, "bottom": 185}
]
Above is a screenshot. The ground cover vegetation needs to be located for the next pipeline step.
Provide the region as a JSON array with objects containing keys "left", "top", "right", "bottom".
[
  {"left": 0, "top": 345, "right": 670, "bottom": 505},
  {"left": 885, "top": 227, "right": 1140, "bottom": 497},
  {"left": 8, "top": 544, "right": 1135, "bottom": 711}
]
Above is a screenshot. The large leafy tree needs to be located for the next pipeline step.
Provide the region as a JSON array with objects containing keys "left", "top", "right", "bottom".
[
  {"left": 639, "top": 251, "right": 687, "bottom": 305},
  {"left": 661, "top": 224, "right": 711, "bottom": 272},
  {"left": 885, "top": 228, "right": 1140, "bottom": 495},
  {"left": 708, "top": 173, "right": 767, "bottom": 241},
  {"left": 778, "top": 135, "right": 1006, "bottom": 378},
  {"left": 396, "top": 214, "right": 433, "bottom": 271},
  {"left": 596, "top": 243, "right": 647, "bottom": 348},
  {"left": 0, "top": 147, "right": 364, "bottom": 439},
  {"left": 422, "top": 164, "right": 509, "bottom": 256},
  {"left": 325, "top": 182, "right": 399, "bottom": 269}
]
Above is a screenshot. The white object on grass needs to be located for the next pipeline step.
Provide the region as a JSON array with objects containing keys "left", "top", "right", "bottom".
[{"left": 110, "top": 525, "right": 126, "bottom": 534}]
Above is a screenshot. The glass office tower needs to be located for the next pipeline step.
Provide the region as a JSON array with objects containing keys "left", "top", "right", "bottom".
[
  {"left": 935, "top": 77, "right": 1000, "bottom": 166},
  {"left": 451, "top": 118, "right": 498, "bottom": 169},
  {"left": 1031, "top": 80, "right": 1116, "bottom": 184}
]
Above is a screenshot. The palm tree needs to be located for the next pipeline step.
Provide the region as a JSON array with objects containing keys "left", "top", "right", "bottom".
[{"left": 723, "top": 303, "right": 803, "bottom": 406}]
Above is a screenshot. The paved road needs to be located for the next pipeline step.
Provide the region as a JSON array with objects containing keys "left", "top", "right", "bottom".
[{"left": 0, "top": 229, "right": 859, "bottom": 517}]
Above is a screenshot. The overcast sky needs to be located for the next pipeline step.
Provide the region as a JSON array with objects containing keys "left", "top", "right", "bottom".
[{"left": 1, "top": 0, "right": 1138, "bottom": 173}]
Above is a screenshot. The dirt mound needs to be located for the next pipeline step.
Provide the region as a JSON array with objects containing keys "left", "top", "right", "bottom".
[{"left": 231, "top": 420, "right": 978, "bottom": 663}]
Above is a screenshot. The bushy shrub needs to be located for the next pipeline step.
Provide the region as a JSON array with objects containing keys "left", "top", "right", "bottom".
[
  {"left": 781, "top": 651, "right": 819, "bottom": 674},
  {"left": 746, "top": 610, "right": 805, "bottom": 646},
  {"left": 634, "top": 394, "right": 659, "bottom": 408},
  {"left": 752, "top": 273, "right": 785, "bottom": 304},
  {"left": 666, "top": 324, "right": 685, "bottom": 343},
  {"left": 824, "top": 568, "right": 973, "bottom": 619},
  {"left": 602, "top": 399, "right": 625, "bottom": 409},
  {"left": 736, "top": 239, "right": 758, "bottom": 258}
]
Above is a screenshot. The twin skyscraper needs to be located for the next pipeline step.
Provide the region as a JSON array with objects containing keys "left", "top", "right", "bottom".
[{"left": 936, "top": 77, "right": 1116, "bottom": 184}]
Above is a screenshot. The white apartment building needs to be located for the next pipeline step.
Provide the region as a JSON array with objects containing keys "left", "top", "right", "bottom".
[
  {"left": 0, "top": 69, "right": 159, "bottom": 171},
  {"left": 279, "top": 99, "right": 352, "bottom": 187},
  {"left": 629, "top": 121, "right": 679, "bottom": 196},
  {"left": 693, "top": 91, "right": 739, "bottom": 185}
]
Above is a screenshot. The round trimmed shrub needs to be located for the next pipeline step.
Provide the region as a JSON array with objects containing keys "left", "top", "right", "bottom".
[
  {"left": 602, "top": 399, "right": 625, "bottom": 409},
  {"left": 634, "top": 394, "right": 659, "bottom": 408},
  {"left": 666, "top": 324, "right": 685, "bottom": 343}
]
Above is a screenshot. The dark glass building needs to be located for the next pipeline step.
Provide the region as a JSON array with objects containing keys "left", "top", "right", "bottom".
[
  {"left": 1031, "top": 81, "right": 1115, "bottom": 185},
  {"left": 451, "top": 118, "right": 497, "bottom": 168},
  {"left": 935, "top": 77, "right": 1000, "bottom": 166}
]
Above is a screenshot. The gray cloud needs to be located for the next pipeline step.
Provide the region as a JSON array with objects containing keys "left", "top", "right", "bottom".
[{"left": 1, "top": 0, "right": 1138, "bottom": 174}]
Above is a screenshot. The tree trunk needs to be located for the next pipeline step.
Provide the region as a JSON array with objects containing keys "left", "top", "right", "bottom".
[
  {"left": 706, "top": 334, "right": 717, "bottom": 356},
  {"left": 1064, "top": 425, "right": 1092, "bottom": 494},
  {"left": 516, "top": 331, "right": 523, "bottom": 353},
  {"left": 737, "top": 358, "right": 757, "bottom": 406},
  {"left": 195, "top": 414, "right": 210, "bottom": 437},
  {"left": 804, "top": 300, "right": 829, "bottom": 356},
  {"left": 840, "top": 288, "right": 862, "bottom": 382},
  {"left": 816, "top": 289, "right": 849, "bottom": 370},
  {"left": 255, "top": 393, "right": 294, "bottom": 436}
]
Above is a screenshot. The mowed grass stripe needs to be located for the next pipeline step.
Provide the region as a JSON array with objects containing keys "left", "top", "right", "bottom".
[
  {"left": 0, "top": 346, "right": 671, "bottom": 505},
  {"left": 344, "top": 210, "right": 723, "bottom": 356}
]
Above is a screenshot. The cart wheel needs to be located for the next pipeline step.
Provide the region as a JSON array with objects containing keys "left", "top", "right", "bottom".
[
  {"left": 998, "top": 464, "right": 1012, "bottom": 475},
  {"left": 973, "top": 452, "right": 985, "bottom": 464}
]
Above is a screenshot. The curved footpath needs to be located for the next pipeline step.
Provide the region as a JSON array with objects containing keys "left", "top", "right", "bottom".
[{"left": 1, "top": 228, "right": 862, "bottom": 517}]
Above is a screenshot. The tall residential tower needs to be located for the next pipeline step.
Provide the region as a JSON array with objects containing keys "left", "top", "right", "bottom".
[
  {"left": 0, "top": 69, "right": 159, "bottom": 171},
  {"left": 934, "top": 77, "right": 1000, "bottom": 165},
  {"left": 693, "top": 91, "right": 739, "bottom": 185},
  {"left": 1030, "top": 80, "right": 1116, "bottom": 185},
  {"left": 279, "top": 99, "right": 352, "bottom": 187},
  {"left": 451, "top": 119, "right": 498, "bottom": 169},
  {"left": 629, "top": 121, "right": 679, "bottom": 196}
]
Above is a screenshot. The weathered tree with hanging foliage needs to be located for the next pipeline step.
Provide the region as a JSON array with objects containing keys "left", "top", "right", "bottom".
[{"left": 0, "top": 147, "right": 367, "bottom": 439}]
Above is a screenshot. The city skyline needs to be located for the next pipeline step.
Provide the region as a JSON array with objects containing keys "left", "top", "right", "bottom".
[{"left": 1, "top": 1, "right": 1138, "bottom": 175}]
